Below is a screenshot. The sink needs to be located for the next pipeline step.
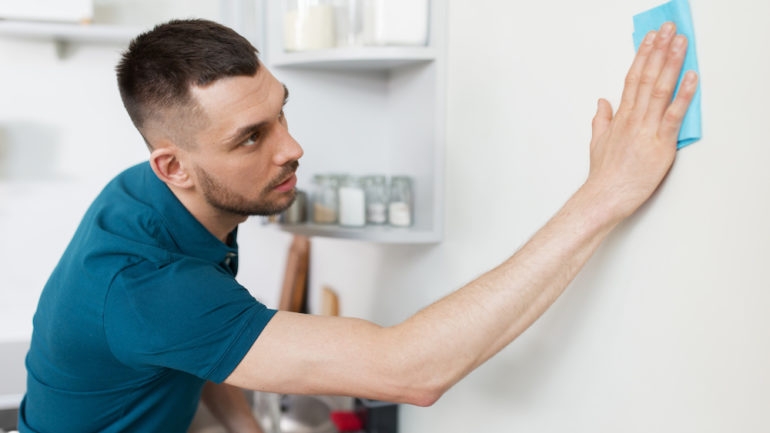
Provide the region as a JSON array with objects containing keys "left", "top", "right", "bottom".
[{"left": 255, "top": 394, "right": 339, "bottom": 433}]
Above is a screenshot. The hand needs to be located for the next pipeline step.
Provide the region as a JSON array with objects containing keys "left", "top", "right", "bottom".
[{"left": 585, "top": 22, "right": 698, "bottom": 222}]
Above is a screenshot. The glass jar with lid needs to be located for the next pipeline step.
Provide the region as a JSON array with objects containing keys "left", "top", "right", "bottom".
[
  {"left": 284, "top": 0, "right": 336, "bottom": 52},
  {"left": 312, "top": 174, "right": 338, "bottom": 224},
  {"left": 363, "top": 175, "right": 388, "bottom": 225},
  {"left": 280, "top": 189, "right": 307, "bottom": 224},
  {"left": 338, "top": 175, "right": 366, "bottom": 227},
  {"left": 388, "top": 176, "right": 413, "bottom": 227},
  {"left": 332, "top": 0, "right": 365, "bottom": 48}
]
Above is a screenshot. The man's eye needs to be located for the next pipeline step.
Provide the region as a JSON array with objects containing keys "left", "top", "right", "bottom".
[{"left": 242, "top": 131, "right": 261, "bottom": 147}]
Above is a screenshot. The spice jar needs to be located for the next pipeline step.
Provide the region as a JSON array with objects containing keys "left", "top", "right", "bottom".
[
  {"left": 312, "top": 174, "right": 338, "bottom": 224},
  {"left": 363, "top": 175, "right": 388, "bottom": 225},
  {"left": 388, "top": 176, "right": 412, "bottom": 227},
  {"left": 280, "top": 190, "right": 307, "bottom": 224},
  {"left": 338, "top": 175, "right": 366, "bottom": 227}
]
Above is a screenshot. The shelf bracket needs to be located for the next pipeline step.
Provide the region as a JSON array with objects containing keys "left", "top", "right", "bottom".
[{"left": 54, "top": 39, "right": 75, "bottom": 59}]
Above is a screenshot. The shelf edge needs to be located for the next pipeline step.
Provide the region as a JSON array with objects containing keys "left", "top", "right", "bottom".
[
  {"left": 0, "top": 20, "right": 142, "bottom": 44},
  {"left": 269, "top": 46, "right": 437, "bottom": 70},
  {"left": 273, "top": 223, "right": 441, "bottom": 244}
]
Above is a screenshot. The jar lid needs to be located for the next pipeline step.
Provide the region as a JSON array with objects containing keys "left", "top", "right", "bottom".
[{"left": 390, "top": 175, "right": 412, "bottom": 184}]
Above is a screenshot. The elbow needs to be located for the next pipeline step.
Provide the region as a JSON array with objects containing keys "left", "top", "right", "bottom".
[
  {"left": 378, "top": 368, "right": 446, "bottom": 407},
  {"left": 375, "top": 324, "right": 455, "bottom": 407},
  {"left": 405, "top": 386, "right": 444, "bottom": 407},
  {"left": 394, "top": 373, "right": 448, "bottom": 407},
  {"left": 378, "top": 330, "right": 452, "bottom": 407}
]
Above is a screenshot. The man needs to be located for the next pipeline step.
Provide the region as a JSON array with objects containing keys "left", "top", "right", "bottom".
[{"left": 20, "top": 18, "right": 696, "bottom": 432}]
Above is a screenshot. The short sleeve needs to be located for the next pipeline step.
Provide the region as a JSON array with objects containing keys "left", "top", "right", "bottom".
[{"left": 104, "top": 258, "right": 277, "bottom": 383}]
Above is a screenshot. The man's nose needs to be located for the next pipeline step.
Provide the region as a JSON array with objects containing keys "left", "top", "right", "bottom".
[{"left": 274, "top": 128, "right": 304, "bottom": 166}]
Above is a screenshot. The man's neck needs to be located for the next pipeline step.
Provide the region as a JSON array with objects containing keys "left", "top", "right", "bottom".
[{"left": 168, "top": 186, "right": 246, "bottom": 244}]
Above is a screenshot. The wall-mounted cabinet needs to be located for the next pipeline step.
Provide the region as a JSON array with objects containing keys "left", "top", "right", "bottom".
[{"left": 262, "top": 0, "right": 446, "bottom": 244}]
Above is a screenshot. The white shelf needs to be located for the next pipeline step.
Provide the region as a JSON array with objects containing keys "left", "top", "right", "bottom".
[
  {"left": 258, "top": 0, "right": 446, "bottom": 244},
  {"left": 275, "top": 223, "right": 441, "bottom": 244},
  {"left": 270, "top": 46, "right": 437, "bottom": 70},
  {"left": 0, "top": 20, "right": 141, "bottom": 44}
]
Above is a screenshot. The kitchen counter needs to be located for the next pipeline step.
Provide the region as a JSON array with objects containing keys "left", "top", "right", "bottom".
[{"left": 0, "top": 341, "right": 28, "bottom": 411}]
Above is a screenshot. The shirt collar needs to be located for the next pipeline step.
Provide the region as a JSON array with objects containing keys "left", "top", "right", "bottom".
[{"left": 139, "top": 162, "right": 239, "bottom": 274}]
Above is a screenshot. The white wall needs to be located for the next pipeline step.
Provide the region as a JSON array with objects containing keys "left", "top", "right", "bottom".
[
  {"left": 290, "top": 0, "right": 770, "bottom": 431},
  {"left": 2, "top": 0, "right": 769, "bottom": 431}
]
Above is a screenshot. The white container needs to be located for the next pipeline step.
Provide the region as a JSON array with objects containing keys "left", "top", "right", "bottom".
[
  {"left": 0, "top": 0, "right": 93, "bottom": 23},
  {"left": 338, "top": 176, "right": 366, "bottom": 227},
  {"left": 284, "top": 0, "right": 336, "bottom": 51},
  {"left": 363, "top": 0, "right": 429, "bottom": 46}
]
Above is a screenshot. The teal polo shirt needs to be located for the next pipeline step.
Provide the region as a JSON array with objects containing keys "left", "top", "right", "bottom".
[{"left": 19, "top": 162, "right": 277, "bottom": 432}]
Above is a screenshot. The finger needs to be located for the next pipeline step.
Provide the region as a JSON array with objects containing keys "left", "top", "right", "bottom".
[
  {"left": 643, "top": 34, "right": 688, "bottom": 127},
  {"left": 591, "top": 98, "right": 613, "bottom": 150},
  {"left": 658, "top": 70, "right": 698, "bottom": 144},
  {"left": 618, "top": 30, "right": 657, "bottom": 113},
  {"left": 633, "top": 22, "right": 677, "bottom": 117}
]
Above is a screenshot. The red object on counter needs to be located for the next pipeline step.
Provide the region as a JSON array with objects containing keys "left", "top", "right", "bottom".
[{"left": 330, "top": 410, "right": 364, "bottom": 431}]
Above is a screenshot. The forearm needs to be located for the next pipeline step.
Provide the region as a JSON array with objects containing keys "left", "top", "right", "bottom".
[
  {"left": 200, "top": 381, "right": 263, "bottom": 433},
  {"left": 388, "top": 183, "right": 620, "bottom": 398},
  {"left": 226, "top": 184, "right": 620, "bottom": 406}
]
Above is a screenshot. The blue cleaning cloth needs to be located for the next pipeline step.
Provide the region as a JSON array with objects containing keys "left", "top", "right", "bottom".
[{"left": 633, "top": 0, "right": 702, "bottom": 149}]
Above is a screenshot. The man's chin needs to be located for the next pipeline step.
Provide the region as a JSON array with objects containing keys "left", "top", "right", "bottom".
[{"left": 252, "top": 189, "right": 296, "bottom": 217}]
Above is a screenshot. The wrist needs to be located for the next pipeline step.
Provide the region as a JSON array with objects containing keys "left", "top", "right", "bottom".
[{"left": 568, "top": 181, "right": 626, "bottom": 235}]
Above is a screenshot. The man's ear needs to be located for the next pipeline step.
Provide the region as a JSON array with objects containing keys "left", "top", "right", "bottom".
[{"left": 149, "top": 143, "right": 194, "bottom": 189}]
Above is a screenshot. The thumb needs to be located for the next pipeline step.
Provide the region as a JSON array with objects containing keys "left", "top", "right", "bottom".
[{"left": 591, "top": 98, "right": 613, "bottom": 149}]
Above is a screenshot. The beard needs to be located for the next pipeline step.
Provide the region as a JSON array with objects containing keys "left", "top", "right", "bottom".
[{"left": 195, "top": 161, "right": 298, "bottom": 217}]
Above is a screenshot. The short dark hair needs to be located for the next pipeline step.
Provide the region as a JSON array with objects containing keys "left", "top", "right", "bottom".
[{"left": 116, "top": 19, "right": 260, "bottom": 147}]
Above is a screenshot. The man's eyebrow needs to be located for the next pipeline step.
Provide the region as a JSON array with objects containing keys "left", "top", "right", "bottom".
[
  {"left": 222, "top": 84, "right": 290, "bottom": 146},
  {"left": 282, "top": 83, "right": 289, "bottom": 106},
  {"left": 224, "top": 122, "right": 267, "bottom": 146}
]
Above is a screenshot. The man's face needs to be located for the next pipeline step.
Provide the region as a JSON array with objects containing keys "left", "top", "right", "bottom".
[{"left": 184, "top": 67, "right": 303, "bottom": 216}]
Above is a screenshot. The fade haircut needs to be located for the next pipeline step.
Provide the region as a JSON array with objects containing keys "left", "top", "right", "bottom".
[{"left": 116, "top": 19, "right": 260, "bottom": 150}]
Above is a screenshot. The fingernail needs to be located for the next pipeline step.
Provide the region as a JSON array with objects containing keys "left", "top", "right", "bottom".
[
  {"left": 671, "top": 35, "right": 686, "bottom": 52},
  {"left": 660, "top": 22, "right": 675, "bottom": 38},
  {"left": 644, "top": 31, "right": 657, "bottom": 45}
]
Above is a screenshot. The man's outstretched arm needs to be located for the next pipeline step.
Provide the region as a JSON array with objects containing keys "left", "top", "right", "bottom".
[{"left": 226, "top": 22, "right": 698, "bottom": 406}]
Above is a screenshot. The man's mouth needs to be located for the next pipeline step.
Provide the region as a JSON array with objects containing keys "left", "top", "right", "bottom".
[{"left": 274, "top": 173, "right": 297, "bottom": 192}]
